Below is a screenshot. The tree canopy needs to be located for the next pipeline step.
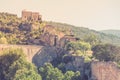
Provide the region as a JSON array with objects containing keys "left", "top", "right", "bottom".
[
  {"left": 39, "top": 63, "right": 81, "bottom": 80},
  {"left": 92, "top": 44, "right": 120, "bottom": 64},
  {"left": 0, "top": 48, "right": 42, "bottom": 80},
  {"left": 66, "top": 41, "right": 91, "bottom": 52}
]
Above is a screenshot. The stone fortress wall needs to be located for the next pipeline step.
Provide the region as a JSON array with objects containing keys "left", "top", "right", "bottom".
[
  {"left": 91, "top": 61, "right": 120, "bottom": 80},
  {"left": 0, "top": 44, "right": 42, "bottom": 62}
]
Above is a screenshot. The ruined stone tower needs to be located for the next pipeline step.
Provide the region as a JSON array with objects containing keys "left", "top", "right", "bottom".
[{"left": 22, "top": 10, "right": 42, "bottom": 22}]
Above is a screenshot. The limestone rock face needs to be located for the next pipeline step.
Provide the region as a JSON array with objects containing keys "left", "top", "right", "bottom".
[
  {"left": 19, "top": 23, "right": 40, "bottom": 31},
  {"left": 19, "top": 23, "right": 32, "bottom": 31},
  {"left": 65, "top": 56, "right": 84, "bottom": 71},
  {"left": 32, "top": 46, "right": 58, "bottom": 67},
  {"left": 91, "top": 61, "right": 120, "bottom": 80},
  {"left": 40, "top": 32, "right": 58, "bottom": 46}
]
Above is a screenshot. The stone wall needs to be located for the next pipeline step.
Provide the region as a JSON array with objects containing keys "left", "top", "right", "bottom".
[
  {"left": 91, "top": 61, "right": 120, "bottom": 80},
  {"left": 0, "top": 44, "right": 59, "bottom": 67},
  {"left": 0, "top": 44, "right": 42, "bottom": 62}
]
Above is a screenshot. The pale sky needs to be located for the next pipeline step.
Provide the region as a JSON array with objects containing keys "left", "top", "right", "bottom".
[{"left": 0, "top": 0, "right": 120, "bottom": 30}]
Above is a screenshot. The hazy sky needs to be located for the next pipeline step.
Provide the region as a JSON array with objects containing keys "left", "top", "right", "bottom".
[{"left": 0, "top": 0, "right": 120, "bottom": 30}]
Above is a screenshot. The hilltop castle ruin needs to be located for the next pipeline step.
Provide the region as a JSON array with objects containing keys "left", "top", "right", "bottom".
[{"left": 22, "top": 10, "right": 42, "bottom": 22}]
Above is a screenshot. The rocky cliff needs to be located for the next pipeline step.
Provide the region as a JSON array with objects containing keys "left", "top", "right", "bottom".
[{"left": 91, "top": 61, "right": 120, "bottom": 80}]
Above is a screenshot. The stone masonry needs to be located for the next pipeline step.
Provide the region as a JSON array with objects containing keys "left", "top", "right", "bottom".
[
  {"left": 91, "top": 61, "right": 120, "bottom": 80},
  {"left": 0, "top": 44, "right": 42, "bottom": 62},
  {"left": 22, "top": 10, "right": 42, "bottom": 22}
]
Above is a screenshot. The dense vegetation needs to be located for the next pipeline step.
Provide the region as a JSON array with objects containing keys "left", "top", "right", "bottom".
[
  {"left": 39, "top": 63, "right": 80, "bottom": 80},
  {"left": 0, "top": 48, "right": 42, "bottom": 80},
  {"left": 47, "top": 21, "right": 120, "bottom": 46},
  {"left": 1, "top": 44, "right": 120, "bottom": 80},
  {"left": 92, "top": 44, "right": 120, "bottom": 64},
  {"left": 0, "top": 13, "right": 45, "bottom": 45},
  {"left": 0, "top": 13, "right": 120, "bottom": 46},
  {"left": 0, "top": 49, "right": 81, "bottom": 80}
]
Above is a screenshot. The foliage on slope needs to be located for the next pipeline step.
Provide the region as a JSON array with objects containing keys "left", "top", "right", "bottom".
[
  {"left": 0, "top": 13, "right": 45, "bottom": 45},
  {"left": 0, "top": 13, "right": 120, "bottom": 46},
  {"left": 46, "top": 21, "right": 120, "bottom": 46},
  {"left": 100, "top": 30, "right": 120, "bottom": 38},
  {"left": 0, "top": 48, "right": 42, "bottom": 80}
]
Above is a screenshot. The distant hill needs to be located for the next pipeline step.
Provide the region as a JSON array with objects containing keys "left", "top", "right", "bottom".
[
  {"left": 100, "top": 30, "right": 120, "bottom": 38},
  {"left": 46, "top": 21, "right": 120, "bottom": 46}
]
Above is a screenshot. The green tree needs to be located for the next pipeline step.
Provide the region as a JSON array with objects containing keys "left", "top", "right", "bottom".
[
  {"left": 83, "top": 34, "right": 101, "bottom": 46},
  {"left": 71, "top": 71, "right": 81, "bottom": 80},
  {"left": 78, "top": 41, "right": 91, "bottom": 53},
  {"left": 39, "top": 63, "right": 64, "bottom": 80},
  {"left": 63, "top": 71, "right": 75, "bottom": 80},
  {"left": 63, "top": 71, "right": 80, "bottom": 80},
  {"left": 0, "top": 48, "right": 41, "bottom": 80},
  {"left": 66, "top": 41, "right": 91, "bottom": 53},
  {"left": 0, "top": 32, "right": 4, "bottom": 38},
  {"left": 73, "top": 50, "right": 84, "bottom": 56},
  {"left": 13, "top": 68, "right": 41, "bottom": 80},
  {"left": 92, "top": 44, "right": 120, "bottom": 63},
  {"left": 66, "top": 41, "right": 79, "bottom": 51},
  {"left": 0, "top": 37, "right": 8, "bottom": 44}
]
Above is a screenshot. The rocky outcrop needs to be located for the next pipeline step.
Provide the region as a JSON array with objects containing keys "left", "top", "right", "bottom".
[
  {"left": 19, "top": 23, "right": 40, "bottom": 31},
  {"left": 91, "top": 61, "right": 120, "bottom": 80},
  {"left": 64, "top": 56, "right": 85, "bottom": 79},
  {"left": 40, "top": 32, "right": 58, "bottom": 46},
  {"left": 32, "top": 46, "right": 58, "bottom": 67}
]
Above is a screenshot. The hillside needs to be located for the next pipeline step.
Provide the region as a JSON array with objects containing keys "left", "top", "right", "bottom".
[
  {"left": 100, "top": 30, "right": 120, "bottom": 38},
  {"left": 46, "top": 21, "right": 120, "bottom": 46},
  {"left": 0, "top": 12, "right": 120, "bottom": 46},
  {"left": 1, "top": 12, "right": 120, "bottom": 80}
]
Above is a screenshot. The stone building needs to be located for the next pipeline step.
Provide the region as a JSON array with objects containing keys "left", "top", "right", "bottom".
[
  {"left": 59, "top": 35, "right": 80, "bottom": 48},
  {"left": 22, "top": 10, "right": 42, "bottom": 22}
]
